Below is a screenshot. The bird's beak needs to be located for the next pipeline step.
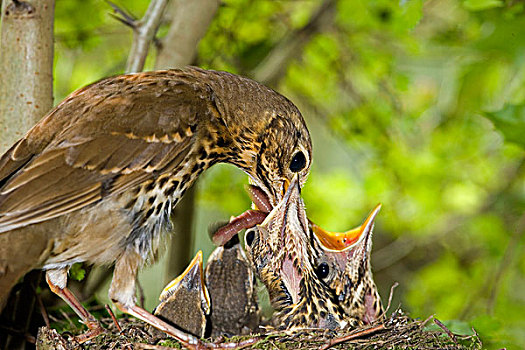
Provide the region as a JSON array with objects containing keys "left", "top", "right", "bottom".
[
  {"left": 160, "top": 250, "right": 211, "bottom": 314},
  {"left": 256, "top": 175, "right": 305, "bottom": 305},
  {"left": 310, "top": 204, "right": 382, "bottom": 252},
  {"left": 259, "top": 175, "right": 301, "bottom": 229},
  {"left": 282, "top": 178, "right": 291, "bottom": 198}
]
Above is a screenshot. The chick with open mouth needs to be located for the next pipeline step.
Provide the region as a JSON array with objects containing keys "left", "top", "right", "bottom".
[{"left": 243, "top": 176, "right": 383, "bottom": 330}]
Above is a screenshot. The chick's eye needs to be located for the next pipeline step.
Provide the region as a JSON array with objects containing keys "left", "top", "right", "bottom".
[
  {"left": 315, "top": 262, "right": 330, "bottom": 279},
  {"left": 290, "top": 151, "right": 306, "bottom": 172},
  {"left": 245, "top": 230, "right": 255, "bottom": 246}
]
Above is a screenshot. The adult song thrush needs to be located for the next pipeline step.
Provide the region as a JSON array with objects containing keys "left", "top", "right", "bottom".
[
  {"left": 0, "top": 67, "right": 311, "bottom": 348},
  {"left": 244, "top": 177, "right": 382, "bottom": 330}
]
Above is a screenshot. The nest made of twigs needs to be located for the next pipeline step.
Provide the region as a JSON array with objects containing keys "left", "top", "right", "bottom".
[{"left": 36, "top": 308, "right": 482, "bottom": 350}]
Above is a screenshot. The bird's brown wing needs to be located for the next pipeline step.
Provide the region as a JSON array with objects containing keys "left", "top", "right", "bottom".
[{"left": 0, "top": 74, "right": 207, "bottom": 233}]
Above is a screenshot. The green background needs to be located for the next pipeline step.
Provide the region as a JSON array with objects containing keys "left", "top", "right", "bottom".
[{"left": 52, "top": 0, "right": 525, "bottom": 348}]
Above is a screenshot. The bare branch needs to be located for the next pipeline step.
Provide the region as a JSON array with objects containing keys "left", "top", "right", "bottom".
[
  {"left": 107, "top": 1, "right": 136, "bottom": 28},
  {"left": 434, "top": 318, "right": 458, "bottom": 344},
  {"left": 383, "top": 282, "right": 399, "bottom": 318},
  {"left": 125, "top": 0, "right": 169, "bottom": 73},
  {"left": 155, "top": 0, "right": 219, "bottom": 69},
  {"left": 105, "top": 304, "right": 122, "bottom": 333},
  {"left": 320, "top": 324, "right": 386, "bottom": 350},
  {"left": 35, "top": 291, "right": 50, "bottom": 329}
]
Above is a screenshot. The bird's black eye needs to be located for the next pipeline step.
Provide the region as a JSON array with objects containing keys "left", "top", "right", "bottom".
[
  {"left": 290, "top": 151, "right": 306, "bottom": 172},
  {"left": 245, "top": 230, "right": 255, "bottom": 246},
  {"left": 315, "top": 262, "right": 330, "bottom": 279}
]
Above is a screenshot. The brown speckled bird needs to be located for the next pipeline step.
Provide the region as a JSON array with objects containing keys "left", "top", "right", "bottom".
[
  {"left": 0, "top": 67, "right": 311, "bottom": 348},
  {"left": 244, "top": 177, "right": 382, "bottom": 330},
  {"left": 308, "top": 205, "right": 383, "bottom": 326}
]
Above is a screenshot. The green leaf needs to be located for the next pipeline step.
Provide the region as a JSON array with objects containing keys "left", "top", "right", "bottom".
[
  {"left": 69, "top": 263, "right": 86, "bottom": 282},
  {"left": 484, "top": 104, "right": 525, "bottom": 149},
  {"left": 464, "top": 0, "right": 503, "bottom": 11}
]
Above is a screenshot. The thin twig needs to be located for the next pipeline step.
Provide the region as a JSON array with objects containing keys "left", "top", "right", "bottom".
[
  {"left": 35, "top": 290, "right": 50, "bottom": 328},
  {"left": 108, "top": 2, "right": 164, "bottom": 50},
  {"left": 320, "top": 324, "right": 386, "bottom": 350},
  {"left": 59, "top": 309, "right": 77, "bottom": 330},
  {"left": 137, "top": 279, "right": 146, "bottom": 308},
  {"left": 48, "top": 314, "right": 61, "bottom": 323},
  {"left": 383, "top": 281, "right": 399, "bottom": 318},
  {"left": 434, "top": 318, "right": 458, "bottom": 345},
  {"left": 420, "top": 314, "right": 435, "bottom": 328},
  {"left": 107, "top": 1, "right": 136, "bottom": 28},
  {"left": 105, "top": 304, "right": 132, "bottom": 350},
  {"left": 134, "top": 343, "right": 179, "bottom": 350},
  {"left": 105, "top": 304, "right": 122, "bottom": 332}
]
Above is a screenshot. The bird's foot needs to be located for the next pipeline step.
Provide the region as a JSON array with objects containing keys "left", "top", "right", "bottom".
[
  {"left": 73, "top": 320, "right": 106, "bottom": 343},
  {"left": 45, "top": 270, "right": 107, "bottom": 343}
]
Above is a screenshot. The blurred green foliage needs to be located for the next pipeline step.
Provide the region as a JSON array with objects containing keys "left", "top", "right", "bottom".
[
  {"left": 48, "top": 0, "right": 525, "bottom": 348},
  {"left": 69, "top": 262, "right": 86, "bottom": 282}
]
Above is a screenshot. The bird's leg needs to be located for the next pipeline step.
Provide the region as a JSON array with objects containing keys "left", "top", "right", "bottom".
[
  {"left": 45, "top": 269, "right": 106, "bottom": 343},
  {"left": 110, "top": 250, "right": 259, "bottom": 349}
]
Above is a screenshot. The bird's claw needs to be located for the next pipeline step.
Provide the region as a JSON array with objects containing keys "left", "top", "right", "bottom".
[{"left": 73, "top": 320, "right": 107, "bottom": 343}]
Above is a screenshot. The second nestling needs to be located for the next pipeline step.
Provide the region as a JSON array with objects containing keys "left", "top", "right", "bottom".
[{"left": 152, "top": 235, "right": 260, "bottom": 339}]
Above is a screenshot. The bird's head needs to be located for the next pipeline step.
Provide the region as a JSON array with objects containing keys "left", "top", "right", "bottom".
[
  {"left": 309, "top": 204, "right": 383, "bottom": 325},
  {"left": 247, "top": 111, "right": 312, "bottom": 208},
  {"left": 200, "top": 67, "right": 312, "bottom": 208},
  {"left": 244, "top": 177, "right": 382, "bottom": 330}
]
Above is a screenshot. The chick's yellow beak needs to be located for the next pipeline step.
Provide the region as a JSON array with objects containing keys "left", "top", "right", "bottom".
[{"left": 160, "top": 250, "right": 211, "bottom": 314}]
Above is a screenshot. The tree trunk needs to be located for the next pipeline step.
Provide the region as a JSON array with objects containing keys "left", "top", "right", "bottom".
[
  {"left": 0, "top": 1, "right": 55, "bottom": 348},
  {"left": 0, "top": 0, "right": 55, "bottom": 153}
]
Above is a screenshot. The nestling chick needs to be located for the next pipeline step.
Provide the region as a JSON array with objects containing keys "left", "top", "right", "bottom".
[{"left": 244, "top": 177, "right": 382, "bottom": 330}]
